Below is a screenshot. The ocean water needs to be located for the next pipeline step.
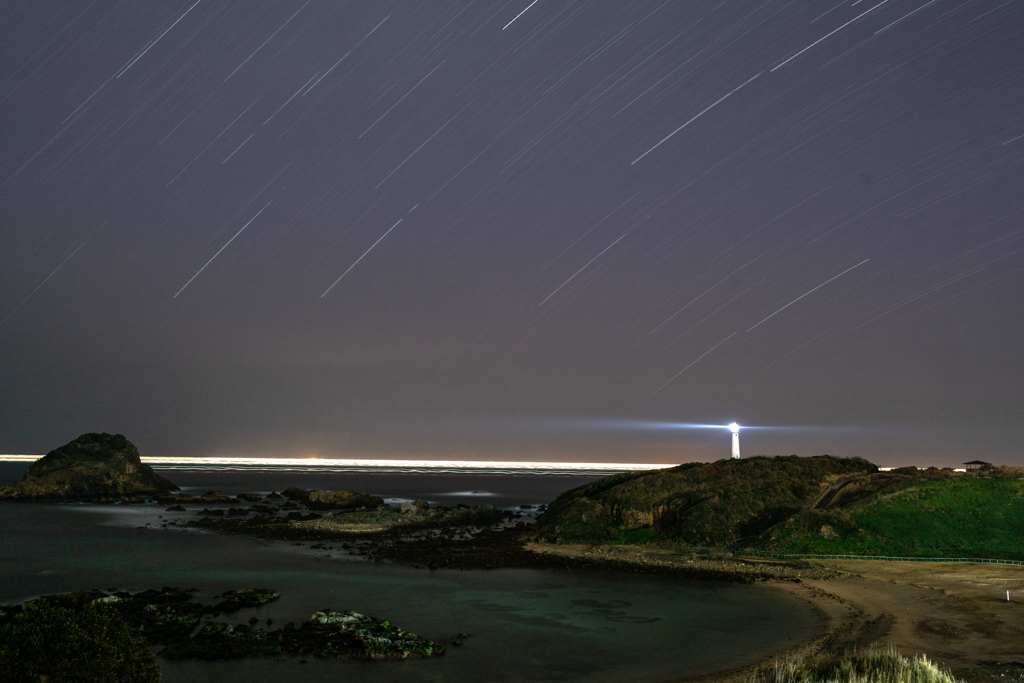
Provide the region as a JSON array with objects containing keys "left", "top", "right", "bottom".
[{"left": 0, "top": 466, "right": 820, "bottom": 683}]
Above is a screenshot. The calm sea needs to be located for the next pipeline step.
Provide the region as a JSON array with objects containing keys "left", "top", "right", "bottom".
[{"left": 0, "top": 463, "right": 819, "bottom": 683}]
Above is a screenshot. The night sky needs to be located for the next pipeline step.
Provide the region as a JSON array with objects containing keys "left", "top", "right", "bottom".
[{"left": 2, "top": 0, "right": 1023, "bottom": 466}]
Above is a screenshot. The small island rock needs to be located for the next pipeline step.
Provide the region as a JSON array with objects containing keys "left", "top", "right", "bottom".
[{"left": 0, "top": 433, "right": 178, "bottom": 501}]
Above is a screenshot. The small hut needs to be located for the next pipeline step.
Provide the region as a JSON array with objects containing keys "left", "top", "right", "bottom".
[{"left": 963, "top": 460, "right": 992, "bottom": 470}]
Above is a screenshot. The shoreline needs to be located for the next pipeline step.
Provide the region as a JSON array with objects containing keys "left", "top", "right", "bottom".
[
  {"left": 503, "top": 543, "right": 1024, "bottom": 683},
  {"left": 8, "top": 498, "right": 1024, "bottom": 683},
  {"left": 703, "top": 563, "right": 1024, "bottom": 683}
]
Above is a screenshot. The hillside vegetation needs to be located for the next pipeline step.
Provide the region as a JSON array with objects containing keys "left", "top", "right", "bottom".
[
  {"left": 762, "top": 472, "right": 1024, "bottom": 559},
  {"left": 535, "top": 456, "right": 1024, "bottom": 559}
]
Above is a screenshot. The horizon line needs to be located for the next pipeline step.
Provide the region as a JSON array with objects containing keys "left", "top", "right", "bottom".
[
  {"left": 0, "top": 455, "right": 971, "bottom": 473},
  {"left": 0, "top": 455, "right": 672, "bottom": 473}
]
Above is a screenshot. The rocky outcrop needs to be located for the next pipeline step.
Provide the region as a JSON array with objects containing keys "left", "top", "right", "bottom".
[
  {"left": 0, "top": 433, "right": 178, "bottom": 501},
  {"left": 536, "top": 455, "right": 878, "bottom": 546},
  {"left": 290, "top": 503, "right": 506, "bottom": 534},
  {"left": 285, "top": 609, "right": 444, "bottom": 659},
  {"left": 195, "top": 491, "right": 237, "bottom": 503},
  {"left": 151, "top": 491, "right": 241, "bottom": 505},
  {"left": 399, "top": 499, "right": 431, "bottom": 514},
  {"left": 285, "top": 488, "right": 384, "bottom": 510}
]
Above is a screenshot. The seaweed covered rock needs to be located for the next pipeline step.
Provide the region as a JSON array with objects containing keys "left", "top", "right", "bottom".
[
  {"left": 108, "top": 587, "right": 205, "bottom": 644},
  {"left": 536, "top": 455, "right": 877, "bottom": 546},
  {"left": 0, "top": 433, "right": 178, "bottom": 500},
  {"left": 280, "top": 609, "right": 444, "bottom": 659}
]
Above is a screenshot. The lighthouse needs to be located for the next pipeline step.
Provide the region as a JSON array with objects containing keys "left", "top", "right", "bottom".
[{"left": 729, "top": 423, "right": 741, "bottom": 459}]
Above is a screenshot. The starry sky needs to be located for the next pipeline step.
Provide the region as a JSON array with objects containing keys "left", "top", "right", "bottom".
[{"left": 2, "top": 0, "right": 1023, "bottom": 466}]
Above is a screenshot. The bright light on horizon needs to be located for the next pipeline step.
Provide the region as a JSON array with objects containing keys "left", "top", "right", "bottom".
[
  {"left": 0, "top": 455, "right": 672, "bottom": 475},
  {"left": 729, "top": 422, "right": 740, "bottom": 433}
]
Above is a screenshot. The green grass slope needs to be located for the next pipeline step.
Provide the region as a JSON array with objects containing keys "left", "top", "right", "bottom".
[
  {"left": 758, "top": 471, "right": 1024, "bottom": 559},
  {"left": 536, "top": 458, "right": 1024, "bottom": 560}
]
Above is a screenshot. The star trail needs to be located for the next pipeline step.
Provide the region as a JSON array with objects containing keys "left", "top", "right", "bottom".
[{"left": 1, "top": 0, "right": 1022, "bottom": 465}]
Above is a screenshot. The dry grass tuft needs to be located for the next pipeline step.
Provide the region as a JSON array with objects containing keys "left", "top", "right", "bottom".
[{"left": 750, "top": 646, "right": 961, "bottom": 683}]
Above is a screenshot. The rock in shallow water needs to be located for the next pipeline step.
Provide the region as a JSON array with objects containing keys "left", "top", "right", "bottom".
[{"left": 281, "top": 609, "right": 444, "bottom": 659}]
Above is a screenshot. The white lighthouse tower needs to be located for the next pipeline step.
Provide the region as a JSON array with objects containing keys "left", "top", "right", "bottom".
[{"left": 729, "top": 423, "right": 741, "bottom": 459}]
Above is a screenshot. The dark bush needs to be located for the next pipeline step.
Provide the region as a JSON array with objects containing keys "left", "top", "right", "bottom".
[{"left": 0, "top": 600, "right": 161, "bottom": 683}]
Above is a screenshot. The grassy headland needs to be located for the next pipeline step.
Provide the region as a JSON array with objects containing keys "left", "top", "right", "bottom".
[
  {"left": 762, "top": 472, "right": 1024, "bottom": 559},
  {"left": 535, "top": 456, "right": 1024, "bottom": 560}
]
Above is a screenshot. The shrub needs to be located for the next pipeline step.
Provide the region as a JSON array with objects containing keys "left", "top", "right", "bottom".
[{"left": 0, "top": 600, "right": 161, "bottom": 683}]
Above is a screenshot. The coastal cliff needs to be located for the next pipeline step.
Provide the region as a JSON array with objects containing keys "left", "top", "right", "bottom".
[
  {"left": 536, "top": 455, "right": 877, "bottom": 546},
  {"left": 0, "top": 432, "right": 178, "bottom": 500}
]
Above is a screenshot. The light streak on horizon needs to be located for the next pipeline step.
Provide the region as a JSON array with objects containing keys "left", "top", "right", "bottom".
[{"left": 0, "top": 455, "right": 670, "bottom": 475}]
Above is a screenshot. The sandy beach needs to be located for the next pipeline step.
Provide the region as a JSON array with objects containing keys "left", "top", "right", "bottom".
[
  {"left": 769, "top": 560, "right": 1024, "bottom": 683},
  {"left": 528, "top": 544, "right": 1024, "bottom": 683}
]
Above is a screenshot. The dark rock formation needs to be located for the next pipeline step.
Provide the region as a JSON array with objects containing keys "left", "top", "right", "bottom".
[
  {"left": 0, "top": 433, "right": 178, "bottom": 501},
  {"left": 399, "top": 499, "right": 431, "bottom": 514},
  {"left": 536, "top": 455, "right": 878, "bottom": 546},
  {"left": 153, "top": 493, "right": 196, "bottom": 504},
  {"left": 285, "top": 487, "right": 385, "bottom": 510},
  {"left": 194, "top": 491, "right": 237, "bottom": 503}
]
